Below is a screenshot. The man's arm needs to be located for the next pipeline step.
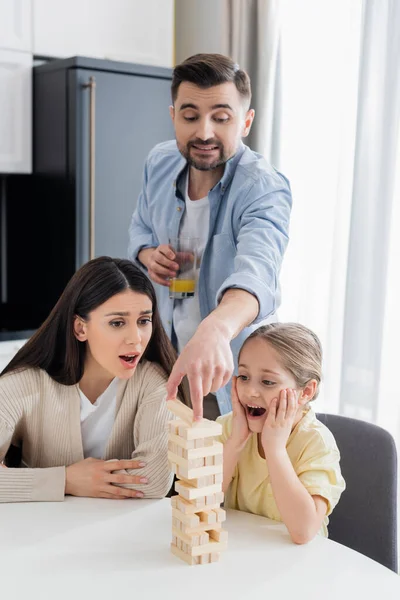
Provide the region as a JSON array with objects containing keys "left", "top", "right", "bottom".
[
  {"left": 166, "top": 180, "right": 292, "bottom": 420},
  {"left": 128, "top": 160, "right": 158, "bottom": 265},
  {"left": 166, "top": 288, "right": 258, "bottom": 419}
]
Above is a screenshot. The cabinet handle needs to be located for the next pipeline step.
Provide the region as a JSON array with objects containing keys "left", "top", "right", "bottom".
[{"left": 82, "top": 76, "right": 96, "bottom": 260}]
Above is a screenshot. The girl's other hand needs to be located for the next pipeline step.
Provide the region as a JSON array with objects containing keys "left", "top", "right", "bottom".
[{"left": 261, "top": 389, "right": 298, "bottom": 454}]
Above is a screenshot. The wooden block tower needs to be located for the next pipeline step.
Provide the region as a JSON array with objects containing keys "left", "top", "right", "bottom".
[{"left": 167, "top": 399, "right": 228, "bottom": 566}]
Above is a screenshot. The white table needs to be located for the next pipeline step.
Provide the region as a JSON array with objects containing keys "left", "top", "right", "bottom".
[{"left": 0, "top": 497, "right": 398, "bottom": 599}]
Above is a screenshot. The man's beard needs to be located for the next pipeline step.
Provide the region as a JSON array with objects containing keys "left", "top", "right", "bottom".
[{"left": 177, "top": 139, "right": 229, "bottom": 171}]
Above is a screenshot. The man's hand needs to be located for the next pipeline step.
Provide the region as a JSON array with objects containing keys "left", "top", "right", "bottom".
[
  {"left": 138, "top": 245, "right": 178, "bottom": 287},
  {"left": 166, "top": 319, "right": 233, "bottom": 420},
  {"left": 65, "top": 458, "right": 147, "bottom": 499}
]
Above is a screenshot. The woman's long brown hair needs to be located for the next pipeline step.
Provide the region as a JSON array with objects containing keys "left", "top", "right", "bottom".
[{"left": 1, "top": 256, "right": 189, "bottom": 404}]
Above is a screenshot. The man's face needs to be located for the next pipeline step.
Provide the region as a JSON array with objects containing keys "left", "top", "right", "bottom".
[{"left": 170, "top": 82, "right": 254, "bottom": 171}]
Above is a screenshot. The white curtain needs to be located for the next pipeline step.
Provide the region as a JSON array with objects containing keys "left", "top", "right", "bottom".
[{"left": 278, "top": 0, "right": 400, "bottom": 449}]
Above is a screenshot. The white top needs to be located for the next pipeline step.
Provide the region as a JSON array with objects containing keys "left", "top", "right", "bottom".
[
  {"left": 0, "top": 498, "right": 399, "bottom": 600},
  {"left": 173, "top": 172, "right": 210, "bottom": 353},
  {"left": 79, "top": 378, "right": 118, "bottom": 459}
]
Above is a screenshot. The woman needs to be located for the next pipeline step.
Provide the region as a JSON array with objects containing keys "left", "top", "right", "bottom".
[{"left": 0, "top": 257, "right": 186, "bottom": 503}]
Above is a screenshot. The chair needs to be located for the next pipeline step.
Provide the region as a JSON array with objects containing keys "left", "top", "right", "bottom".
[{"left": 317, "top": 412, "right": 398, "bottom": 572}]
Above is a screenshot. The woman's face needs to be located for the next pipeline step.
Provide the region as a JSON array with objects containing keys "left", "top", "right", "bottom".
[{"left": 74, "top": 289, "right": 153, "bottom": 380}]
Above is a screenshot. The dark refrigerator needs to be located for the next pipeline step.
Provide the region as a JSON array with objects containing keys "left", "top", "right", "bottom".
[{"left": 2, "top": 56, "right": 174, "bottom": 338}]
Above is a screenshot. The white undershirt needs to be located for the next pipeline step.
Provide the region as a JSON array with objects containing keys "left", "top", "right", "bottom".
[
  {"left": 173, "top": 172, "right": 210, "bottom": 353},
  {"left": 79, "top": 378, "right": 118, "bottom": 459}
]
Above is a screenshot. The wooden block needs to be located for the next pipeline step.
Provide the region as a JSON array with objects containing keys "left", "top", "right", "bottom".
[
  {"left": 168, "top": 451, "right": 204, "bottom": 473},
  {"left": 172, "top": 534, "right": 177, "bottom": 545},
  {"left": 209, "top": 529, "right": 228, "bottom": 543},
  {"left": 169, "top": 421, "right": 180, "bottom": 435},
  {"left": 168, "top": 432, "right": 195, "bottom": 450},
  {"left": 214, "top": 473, "right": 223, "bottom": 484},
  {"left": 186, "top": 441, "right": 223, "bottom": 460},
  {"left": 176, "top": 496, "right": 221, "bottom": 515},
  {"left": 194, "top": 496, "right": 207, "bottom": 508},
  {"left": 168, "top": 441, "right": 178, "bottom": 454},
  {"left": 167, "top": 399, "right": 194, "bottom": 424},
  {"left": 172, "top": 526, "right": 201, "bottom": 546},
  {"left": 175, "top": 480, "right": 221, "bottom": 500},
  {"left": 213, "top": 453, "right": 223, "bottom": 466},
  {"left": 177, "top": 538, "right": 182, "bottom": 550},
  {"left": 171, "top": 543, "right": 200, "bottom": 566},
  {"left": 189, "top": 540, "right": 228, "bottom": 557},
  {"left": 178, "top": 474, "right": 215, "bottom": 488},
  {"left": 172, "top": 508, "right": 200, "bottom": 528},
  {"left": 205, "top": 455, "right": 214, "bottom": 466},
  {"left": 214, "top": 507, "right": 226, "bottom": 522},
  {"left": 173, "top": 526, "right": 209, "bottom": 547},
  {"left": 200, "top": 553, "right": 210, "bottom": 564},
  {"left": 177, "top": 420, "right": 223, "bottom": 441},
  {"left": 183, "top": 463, "right": 223, "bottom": 480},
  {"left": 210, "top": 553, "right": 220, "bottom": 563},
  {"left": 182, "top": 522, "right": 222, "bottom": 535},
  {"left": 171, "top": 496, "right": 178, "bottom": 509},
  {"left": 198, "top": 510, "right": 217, "bottom": 524}
]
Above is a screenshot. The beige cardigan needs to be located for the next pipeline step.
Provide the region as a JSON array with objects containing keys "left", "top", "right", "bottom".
[{"left": 0, "top": 360, "right": 173, "bottom": 503}]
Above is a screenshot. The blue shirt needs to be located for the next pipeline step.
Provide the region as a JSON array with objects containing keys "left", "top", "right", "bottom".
[{"left": 128, "top": 140, "right": 292, "bottom": 414}]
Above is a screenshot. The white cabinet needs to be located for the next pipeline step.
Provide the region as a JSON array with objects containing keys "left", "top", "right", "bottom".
[
  {"left": 0, "top": 339, "right": 27, "bottom": 373},
  {"left": 0, "top": 50, "right": 32, "bottom": 173},
  {"left": 0, "top": 0, "right": 32, "bottom": 52},
  {"left": 33, "top": 0, "right": 174, "bottom": 67}
]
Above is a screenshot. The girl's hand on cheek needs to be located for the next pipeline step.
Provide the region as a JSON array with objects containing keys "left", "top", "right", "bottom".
[
  {"left": 230, "top": 376, "right": 251, "bottom": 449},
  {"left": 261, "top": 388, "right": 298, "bottom": 454}
]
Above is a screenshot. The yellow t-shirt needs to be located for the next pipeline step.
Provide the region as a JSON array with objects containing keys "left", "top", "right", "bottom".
[{"left": 216, "top": 409, "right": 346, "bottom": 537}]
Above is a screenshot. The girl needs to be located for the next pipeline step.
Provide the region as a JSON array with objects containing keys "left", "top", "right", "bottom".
[
  {"left": 0, "top": 257, "right": 187, "bottom": 503},
  {"left": 217, "top": 323, "right": 345, "bottom": 544}
]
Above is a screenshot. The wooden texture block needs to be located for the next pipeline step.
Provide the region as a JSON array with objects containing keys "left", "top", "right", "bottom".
[
  {"left": 172, "top": 508, "right": 200, "bottom": 528},
  {"left": 209, "top": 529, "right": 228, "bottom": 543},
  {"left": 176, "top": 496, "right": 221, "bottom": 515},
  {"left": 171, "top": 543, "right": 200, "bottom": 566},
  {"left": 190, "top": 540, "right": 228, "bottom": 557},
  {"left": 175, "top": 480, "right": 221, "bottom": 500}
]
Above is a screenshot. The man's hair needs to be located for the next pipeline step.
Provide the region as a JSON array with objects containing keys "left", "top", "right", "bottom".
[{"left": 171, "top": 53, "right": 251, "bottom": 108}]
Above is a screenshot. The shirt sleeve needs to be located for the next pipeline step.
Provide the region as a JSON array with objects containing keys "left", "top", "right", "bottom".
[
  {"left": 116, "top": 364, "right": 173, "bottom": 499},
  {"left": 128, "top": 158, "right": 159, "bottom": 265},
  {"left": 215, "top": 178, "right": 292, "bottom": 323},
  {"left": 0, "top": 419, "right": 65, "bottom": 503},
  {"left": 296, "top": 431, "right": 346, "bottom": 515}
]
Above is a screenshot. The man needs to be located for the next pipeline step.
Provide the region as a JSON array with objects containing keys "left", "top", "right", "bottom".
[{"left": 128, "top": 53, "right": 292, "bottom": 421}]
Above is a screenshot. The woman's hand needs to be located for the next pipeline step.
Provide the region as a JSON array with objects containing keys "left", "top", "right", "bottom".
[
  {"left": 65, "top": 458, "right": 147, "bottom": 499},
  {"left": 261, "top": 389, "right": 298, "bottom": 455},
  {"left": 230, "top": 376, "right": 252, "bottom": 450}
]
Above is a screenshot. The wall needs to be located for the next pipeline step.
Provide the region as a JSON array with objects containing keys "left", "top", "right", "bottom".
[
  {"left": 32, "top": 0, "right": 174, "bottom": 67},
  {"left": 174, "top": 0, "right": 228, "bottom": 63}
]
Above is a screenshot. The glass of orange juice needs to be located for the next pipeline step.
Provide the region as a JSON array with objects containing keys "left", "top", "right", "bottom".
[{"left": 168, "top": 237, "right": 199, "bottom": 299}]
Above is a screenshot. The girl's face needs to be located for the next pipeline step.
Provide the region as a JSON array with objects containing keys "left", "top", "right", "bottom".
[
  {"left": 236, "top": 337, "right": 306, "bottom": 434},
  {"left": 74, "top": 290, "right": 153, "bottom": 381}
]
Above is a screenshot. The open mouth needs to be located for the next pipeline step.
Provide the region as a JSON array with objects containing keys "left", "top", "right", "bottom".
[
  {"left": 246, "top": 404, "right": 267, "bottom": 418},
  {"left": 191, "top": 144, "right": 219, "bottom": 153},
  {"left": 119, "top": 353, "right": 140, "bottom": 369}
]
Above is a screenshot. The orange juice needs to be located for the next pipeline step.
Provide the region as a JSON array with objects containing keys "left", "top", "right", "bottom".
[{"left": 169, "top": 279, "right": 195, "bottom": 294}]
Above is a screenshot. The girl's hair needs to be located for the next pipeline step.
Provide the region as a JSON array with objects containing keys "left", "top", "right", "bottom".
[
  {"left": 240, "top": 323, "right": 323, "bottom": 400},
  {"left": 1, "top": 257, "right": 188, "bottom": 404}
]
